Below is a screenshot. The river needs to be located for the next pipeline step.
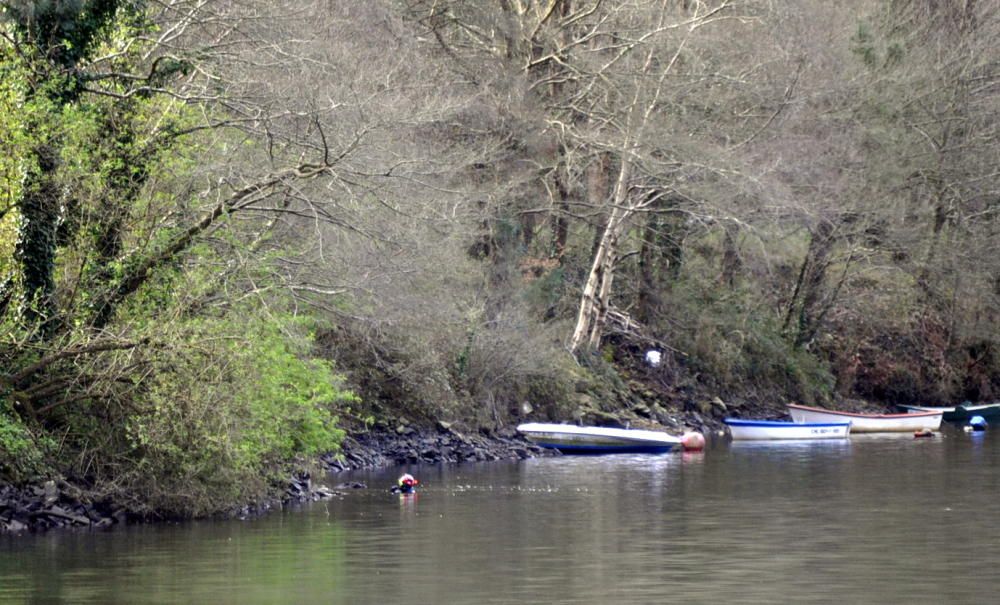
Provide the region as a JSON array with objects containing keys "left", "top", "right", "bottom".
[{"left": 2, "top": 428, "right": 999, "bottom": 604}]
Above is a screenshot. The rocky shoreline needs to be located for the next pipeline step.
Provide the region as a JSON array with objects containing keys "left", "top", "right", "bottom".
[
  {"left": 324, "top": 422, "right": 551, "bottom": 471},
  {"left": 0, "top": 481, "right": 126, "bottom": 533},
  {"left": 0, "top": 422, "right": 553, "bottom": 534},
  {"left": 4, "top": 413, "right": 722, "bottom": 533}
]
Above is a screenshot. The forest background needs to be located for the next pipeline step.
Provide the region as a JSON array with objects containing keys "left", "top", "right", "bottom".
[{"left": 1, "top": 0, "right": 998, "bottom": 517}]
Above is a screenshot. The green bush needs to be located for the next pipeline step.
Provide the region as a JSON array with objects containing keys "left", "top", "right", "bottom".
[
  {"left": 118, "top": 311, "right": 354, "bottom": 517},
  {"left": 0, "top": 399, "right": 53, "bottom": 483}
]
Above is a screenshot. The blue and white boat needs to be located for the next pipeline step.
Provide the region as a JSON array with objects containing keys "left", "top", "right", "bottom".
[
  {"left": 516, "top": 423, "right": 683, "bottom": 453},
  {"left": 724, "top": 418, "right": 851, "bottom": 440}
]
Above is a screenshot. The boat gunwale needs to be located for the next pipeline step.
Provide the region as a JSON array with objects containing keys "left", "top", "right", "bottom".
[
  {"left": 899, "top": 403, "right": 1000, "bottom": 413},
  {"left": 723, "top": 419, "right": 850, "bottom": 428},
  {"left": 516, "top": 423, "right": 681, "bottom": 445},
  {"left": 528, "top": 442, "right": 678, "bottom": 453}
]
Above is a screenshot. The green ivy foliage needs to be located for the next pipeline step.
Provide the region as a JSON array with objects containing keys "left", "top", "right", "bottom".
[
  {"left": 0, "top": 4, "right": 358, "bottom": 516},
  {"left": 0, "top": 399, "right": 53, "bottom": 482},
  {"left": 121, "top": 308, "right": 354, "bottom": 517}
]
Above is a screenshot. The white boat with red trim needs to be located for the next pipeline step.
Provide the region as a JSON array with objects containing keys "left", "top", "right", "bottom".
[{"left": 788, "top": 403, "right": 942, "bottom": 433}]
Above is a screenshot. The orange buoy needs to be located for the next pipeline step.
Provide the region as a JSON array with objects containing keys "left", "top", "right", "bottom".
[{"left": 681, "top": 431, "right": 706, "bottom": 451}]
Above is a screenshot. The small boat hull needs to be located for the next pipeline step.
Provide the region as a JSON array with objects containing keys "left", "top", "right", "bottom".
[
  {"left": 516, "top": 423, "right": 682, "bottom": 454},
  {"left": 724, "top": 419, "right": 850, "bottom": 440},
  {"left": 788, "top": 404, "right": 942, "bottom": 433},
  {"left": 898, "top": 403, "right": 1000, "bottom": 423}
]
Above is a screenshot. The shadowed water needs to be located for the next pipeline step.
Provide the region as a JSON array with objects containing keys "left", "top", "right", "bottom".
[{"left": 2, "top": 428, "right": 999, "bottom": 604}]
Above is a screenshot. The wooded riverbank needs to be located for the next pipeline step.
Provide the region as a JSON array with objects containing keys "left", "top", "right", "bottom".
[{"left": 4, "top": 1, "right": 999, "bottom": 529}]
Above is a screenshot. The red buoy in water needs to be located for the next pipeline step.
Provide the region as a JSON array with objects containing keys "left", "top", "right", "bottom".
[{"left": 681, "top": 431, "right": 706, "bottom": 451}]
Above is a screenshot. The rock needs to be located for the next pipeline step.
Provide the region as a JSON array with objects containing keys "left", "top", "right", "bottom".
[
  {"left": 499, "top": 427, "right": 519, "bottom": 440},
  {"left": 650, "top": 404, "right": 673, "bottom": 424},
  {"left": 286, "top": 473, "right": 313, "bottom": 499},
  {"left": 43, "top": 506, "right": 91, "bottom": 526},
  {"left": 83, "top": 504, "right": 103, "bottom": 522},
  {"left": 4, "top": 519, "right": 27, "bottom": 532},
  {"left": 42, "top": 481, "right": 59, "bottom": 507},
  {"left": 325, "top": 456, "right": 347, "bottom": 472},
  {"left": 587, "top": 409, "right": 626, "bottom": 427}
]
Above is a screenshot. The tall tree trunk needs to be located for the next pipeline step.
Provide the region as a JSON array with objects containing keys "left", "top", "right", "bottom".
[
  {"left": 8, "top": 0, "right": 124, "bottom": 332},
  {"left": 915, "top": 184, "right": 953, "bottom": 312},
  {"left": 783, "top": 220, "right": 836, "bottom": 348},
  {"left": 636, "top": 213, "right": 661, "bottom": 324},
  {"left": 720, "top": 222, "right": 742, "bottom": 288},
  {"left": 635, "top": 197, "right": 687, "bottom": 324},
  {"left": 586, "top": 153, "right": 612, "bottom": 262},
  {"left": 15, "top": 142, "right": 61, "bottom": 328},
  {"left": 570, "top": 158, "right": 631, "bottom": 353},
  {"left": 520, "top": 211, "right": 535, "bottom": 250},
  {"left": 551, "top": 166, "right": 570, "bottom": 259}
]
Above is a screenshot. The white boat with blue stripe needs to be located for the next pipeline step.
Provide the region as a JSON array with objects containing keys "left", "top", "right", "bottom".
[
  {"left": 516, "top": 423, "right": 683, "bottom": 454},
  {"left": 724, "top": 418, "right": 851, "bottom": 440}
]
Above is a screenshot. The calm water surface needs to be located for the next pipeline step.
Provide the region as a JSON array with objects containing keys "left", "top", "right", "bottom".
[{"left": 3, "top": 428, "right": 1000, "bottom": 604}]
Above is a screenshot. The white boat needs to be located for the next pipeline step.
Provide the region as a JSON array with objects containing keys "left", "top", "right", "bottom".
[
  {"left": 516, "top": 423, "right": 682, "bottom": 453},
  {"left": 788, "top": 403, "right": 942, "bottom": 433},
  {"left": 724, "top": 418, "right": 850, "bottom": 440}
]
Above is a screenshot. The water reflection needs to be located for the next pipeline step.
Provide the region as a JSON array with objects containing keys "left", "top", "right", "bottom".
[
  {"left": 727, "top": 438, "right": 853, "bottom": 450},
  {"left": 0, "top": 513, "right": 350, "bottom": 604}
]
